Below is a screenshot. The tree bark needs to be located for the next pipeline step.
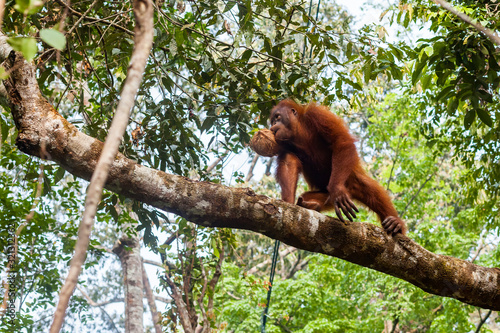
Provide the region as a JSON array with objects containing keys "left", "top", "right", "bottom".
[
  {"left": 1, "top": 34, "right": 499, "bottom": 311},
  {"left": 113, "top": 236, "right": 144, "bottom": 333}
]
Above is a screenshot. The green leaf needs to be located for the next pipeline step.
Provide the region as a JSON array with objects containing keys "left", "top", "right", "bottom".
[
  {"left": 0, "top": 66, "right": 8, "bottom": 80},
  {"left": 223, "top": 1, "right": 236, "bottom": 12},
  {"left": 464, "top": 109, "right": 475, "bottom": 129},
  {"left": 42, "top": 173, "right": 52, "bottom": 196},
  {"left": 175, "top": 29, "right": 184, "bottom": 46},
  {"left": 420, "top": 74, "right": 432, "bottom": 90},
  {"left": 435, "top": 85, "right": 454, "bottom": 102},
  {"left": 213, "top": 246, "right": 220, "bottom": 258},
  {"left": 390, "top": 66, "right": 403, "bottom": 81},
  {"left": 389, "top": 44, "right": 404, "bottom": 60},
  {"left": 476, "top": 108, "right": 493, "bottom": 127},
  {"left": 237, "top": 3, "right": 248, "bottom": 23},
  {"left": 162, "top": 76, "right": 173, "bottom": 93},
  {"left": 78, "top": 89, "right": 85, "bottom": 115},
  {"left": 328, "top": 54, "right": 340, "bottom": 65},
  {"left": 40, "top": 29, "right": 66, "bottom": 51},
  {"left": 14, "top": 0, "right": 43, "bottom": 15},
  {"left": 476, "top": 89, "right": 493, "bottom": 103},
  {"left": 447, "top": 98, "right": 458, "bottom": 116},
  {"left": 7, "top": 37, "right": 37, "bottom": 61},
  {"left": 53, "top": 167, "right": 66, "bottom": 185},
  {"left": 178, "top": 218, "right": 188, "bottom": 232},
  {"left": 346, "top": 42, "right": 353, "bottom": 59},
  {"left": 0, "top": 117, "right": 9, "bottom": 142},
  {"left": 263, "top": 38, "right": 272, "bottom": 54},
  {"left": 241, "top": 49, "right": 252, "bottom": 62},
  {"left": 412, "top": 54, "right": 428, "bottom": 85},
  {"left": 363, "top": 60, "right": 372, "bottom": 84},
  {"left": 201, "top": 116, "right": 216, "bottom": 133}
]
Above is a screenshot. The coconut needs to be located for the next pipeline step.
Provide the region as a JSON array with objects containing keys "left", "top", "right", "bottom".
[{"left": 249, "top": 129, "right": 280, "bottom": 157}]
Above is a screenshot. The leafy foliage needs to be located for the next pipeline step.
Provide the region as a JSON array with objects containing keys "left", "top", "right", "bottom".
[{"left": 387, "top": 0, "right": 500, "bottom": 207}]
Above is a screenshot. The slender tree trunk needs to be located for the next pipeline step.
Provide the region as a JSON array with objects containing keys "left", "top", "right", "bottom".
[
  {"left": 113, "top": 236, "right": 144, "bottom": 333},
  {"left": 142, "top": 263, "right": 162, "bottom": 333}
]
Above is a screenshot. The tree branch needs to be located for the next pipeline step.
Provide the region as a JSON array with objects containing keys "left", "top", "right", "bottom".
[
  {"left": 475, "top": 309, "right": 492, "bottom": 333},
  {"left": 142, "top": 262, "right": 162, "bottom": 333},
  {"left": 1, "top": 31, "right": 500, "bottom": 311},
  {"left": 54, "top": 0, "right": 134, "bottom": 36},
  {"left": 163, "top": 274, "right": 194, "bottom": 333},
  {"left": 245, "top": 154, "right": 259, "bottom": 182},
  {"left": 431, "top": 0, "right": 500, "bottom": 46},
  {"left": 76, "top": 293, "right": 171, "bottom": 307},
  {"left": 247, "top": 247, "right": 297, "bottom": 275},
  {"left": 76, "top": 286, "right": 121, "bottom": 333}
]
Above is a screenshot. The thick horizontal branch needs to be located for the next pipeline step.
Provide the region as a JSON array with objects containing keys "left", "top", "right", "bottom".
[{"left": 1, "top": 35, "right": 499, "bottom": 311}]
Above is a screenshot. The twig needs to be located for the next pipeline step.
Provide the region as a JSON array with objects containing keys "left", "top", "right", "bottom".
[
  {"left": 58, "top": 0, "right": 70, "bottom": 32},
  {"left": 386, "top": 133, "right": 406, "bottom": 191},
  {"left": 286, "top": 252, "right": 311, "bottom": 279},
  {"left": 91, "top": 244, "right": 113, "bottom": 253},
  {"left": 265, "top": 157, "right": 274, "bottom": 176},
  {"left": 475, "top": 309, "right": 492, "bottom": 333},
  {"left": 245, "top": 154, "right": 259, "bottom": 182},
  {"left": 163, "top": 274, "right": 194, "bottom": 333},
  {"left": 66, "top": 0, "right": 99, "bottom": 35},
  {"left": 164, "top": 233, "right": 177, "bottom": 246},
  {"left": 431, "top": 0, "right": 500, "bottom": 46},
  {"left": 157, "top": 7, "right": 296, "bottom": 68},
  {"left": 248, "top": 247, "right": 297, "bottom": 275},
  {"left": 143, "top": 259, "right": 163, "bottom": 267},
  {"left": 77, "top": 285, "right": 171, "bottom": 307},
  {"left": 150, "top": 53, "right": 201, "bottom": 103},
  {"left": 206, "top": 154, "right": 226, "bottom": 173},
  {"left": 389, "top": 317, "right": 399, "bottom": 333},
  {"left": 471, "top": 234, "right": 484, "bottom": 263},
  {"left": 207, "top": 246, "right": 224, "bottom": 310},
  {"left": 145, "top": 257, "right": 176, "bottom": 269},
  {"left": 76, "top": 286, "right": 121, "bottom": 333},
  {"left": 182, "top": 229, "right": 197, "bottom": 326},
  {"left": 54, "top": 0, "right": 134, "bottom": 36},
  {"left": 77, "top": 287, "right": 121, "bottom": 307},
  {"left": 154, "top": 295, "right": 172, "bottom": 304},
  {"left": 400, "top": 157, "right": 444, "bottom": 217},
  {"left": 196, "top": 258, "right": 210, "bottom": 331},
  {"left": 49, "top": 1, "right": 154, "bottom": 332}
]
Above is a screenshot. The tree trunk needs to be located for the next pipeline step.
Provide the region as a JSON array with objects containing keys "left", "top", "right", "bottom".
[
  {"left": 142, "top": 263, "right": 162, "bottom": 333},
  {"left": 113, "top": 236, "right": 144, "bottom": 333}
]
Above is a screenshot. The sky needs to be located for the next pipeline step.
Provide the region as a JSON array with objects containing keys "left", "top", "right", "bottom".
[{"left": 340, "top": 0, "right": 393, "bottom": 26}]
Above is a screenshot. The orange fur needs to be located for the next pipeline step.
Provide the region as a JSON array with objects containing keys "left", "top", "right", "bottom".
[{"left": 270, "top": 99, "right": 407, "bottom": 235}]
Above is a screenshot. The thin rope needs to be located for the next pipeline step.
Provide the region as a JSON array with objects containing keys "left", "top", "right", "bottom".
[
  {"left": 309, "top": 0, "right": 322, "bottom": 60},
  {"left": 260, "top": 1, "right": 321, "bottom": 332},
  {"left": 260, "top": 239, "right": 280, "bottom": 332},
  {"left": 301, "top": 0, "right": 315, "bottom": 63}
]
